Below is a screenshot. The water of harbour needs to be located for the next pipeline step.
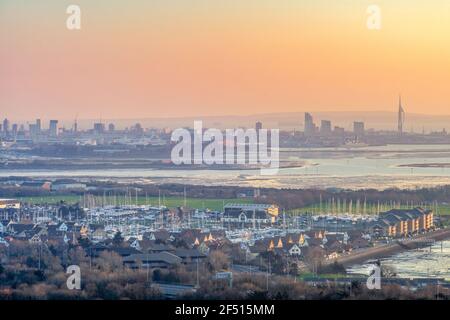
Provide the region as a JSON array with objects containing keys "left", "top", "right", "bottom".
[
  {"left": 2, "top": 144, "right": 450, "bottom": 190},
  {"left": 347, "top": 240, "right": 450, "bottom": 280}
]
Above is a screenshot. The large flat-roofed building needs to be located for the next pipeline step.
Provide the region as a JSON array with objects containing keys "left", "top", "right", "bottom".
[
  {"left": 51, "top": 179, "right": 87, "bottom": 191},
  {"left": 0, "top": 199, "right": 21, "bottom": 209},
  {"left": 223, "top": 203, "right": 279, "bottom": 224}
]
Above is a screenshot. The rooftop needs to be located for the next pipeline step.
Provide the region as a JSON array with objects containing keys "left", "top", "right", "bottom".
[{"left": 224, "top": 203, "right": 275, "bottom": 209}]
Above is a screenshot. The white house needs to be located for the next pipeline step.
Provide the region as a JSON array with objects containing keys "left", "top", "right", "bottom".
[
  {"left": 288, "top": 244, "right": 302, "bottom": 256},
  {"left": 58, "top": 222, "right": 68, "bottom": 232},
  {"left": 29, "top": 234, "right": 43, "bottom": 244},
  {"left": 130, "top": 239, "right": 141, "bottom": 250}
]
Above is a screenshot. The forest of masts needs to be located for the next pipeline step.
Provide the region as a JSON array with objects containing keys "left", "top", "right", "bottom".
[
  {"left": 290, "top": 195, "right": 441, "bottom": 216},
  {"left": 80, "top": 190, "right": 441, "bottom": 217},
  {"left": 81, "top": 188, "right": 171, "bottom": 209}
]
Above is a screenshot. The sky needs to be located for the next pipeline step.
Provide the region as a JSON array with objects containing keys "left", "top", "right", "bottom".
[{"left": 1, "top": 0, "right": 450, "bottom": 121}]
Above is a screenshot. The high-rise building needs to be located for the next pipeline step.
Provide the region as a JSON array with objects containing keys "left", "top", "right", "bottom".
[
  {"left": 320, "top": 120, "right": 332, "bottom": 135},
  {"left": 304, "top": 113, "right": 316, "bottom": 136},
  {"left": 108, "top": 123, "right": 115, "bottom": 132},
  {"left": 94, "top": 123, "right": 105, "bottom": 134},
  {"left": 398, "top": 95, "right": 405, "bottom": 134},
  {"left": 49, "top": 120, "right": 58, "bottom": 137},
  {"left": 133, "top": 123, "right": 144, "bottom": 135},
  {"left": 29, "top": 124, "right": 37, "bottom": 137},
  {"left": 36, "top": 119, "right": 41, "bottom": 133},
  {"left": 353, "top": 121, "right": 365, "bottom": 137},
  {"left": 3, "top": 118, "right": 10, "bottom": 134},
  {"left": 12, "top": 124, "right": 18, "bottom": 136}
]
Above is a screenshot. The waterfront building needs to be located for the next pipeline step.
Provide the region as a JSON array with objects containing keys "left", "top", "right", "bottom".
[{"left": 371, "top": 207, "right": 434, "bottom": 237}]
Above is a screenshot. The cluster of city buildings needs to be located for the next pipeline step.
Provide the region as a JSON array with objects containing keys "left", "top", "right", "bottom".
[
  {"left": 0, "top": 117, "right": 168, "bottom": 147},
  {"left": 303, "top": 112, "right": 366, "bottom": 140},
  {"left": 0, "top": 118, "right": 59, "bottom": 140},
  {"left": 2, "top": 113, "right": 366, "bottom": 144},
  {"left": 2, "top": 97, "right": 450, "bottom": 150},
  {"left": 302, "top": 97, "right": 405, "bottom": 139}
]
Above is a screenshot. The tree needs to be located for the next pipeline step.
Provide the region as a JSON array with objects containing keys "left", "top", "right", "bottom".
[
  {"left": 318, "top": 261, "right": 346, "bottom": 275},
  {"left": 289, "top": 262, "right": 299, "bottom": 276},
  {"left": 113, "top": 232, "right": 124, "bottom": 247},
  {"left": 68, "top": 246, "right": 89, "bottom": 266},
  {"left": 152, "top": 269, "right": 162, "bottom": 282},
  {"left": 207, "top": 250, "right": 230, "bottom": 272},
  {"left": 78, "top": 236, "right": 91, "bottom": 249},
  {"left": 96, "top": 251, "right": 123, "bottom": 272},
  {"left": 305, "top": 247, "right": 325, "bottom": 274},
  {"left": 381, "top": 264, "right": 397, "bottom": 278}
]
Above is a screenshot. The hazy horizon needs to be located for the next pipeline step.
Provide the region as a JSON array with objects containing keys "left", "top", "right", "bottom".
[
  {"left": 6, "top": 108, "right": 450, "bottom": 121},
  {"left": 1, "top": 1, "right": 450, "bottom": 120},
  {"left": 6, "top": 110, "right": 450, "bottom": 132}
]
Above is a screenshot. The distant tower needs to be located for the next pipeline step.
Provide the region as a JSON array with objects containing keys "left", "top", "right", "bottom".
[
  {"left": 36, "top": 119, "right": 41, "bottom": 133},
  {"left": 49, "top": 120, "right": 58, "bottom": 137},
  {"left": 398, "top": 95, "right": 405, "bottom": 134},
  {"left": 304, "top": 112, "right": 316, "bottom": 136},
  {"left": 353, "top": 121, "right": 365, "bottom": 138},
  {"left": 73, "top": 115, "right": 78, "bottom": 133},
  {"left": 3, "top": 118, "right": 10, "bottom": 134}
]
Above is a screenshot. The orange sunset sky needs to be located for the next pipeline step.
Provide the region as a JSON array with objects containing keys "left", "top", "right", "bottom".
[{"left": 1, "top": 0, "right": 450, "bottom": 121}]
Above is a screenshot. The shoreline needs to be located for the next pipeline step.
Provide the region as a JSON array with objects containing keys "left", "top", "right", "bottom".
[{"left": 332, "top": 228, "right": 450, "bottom": 267}]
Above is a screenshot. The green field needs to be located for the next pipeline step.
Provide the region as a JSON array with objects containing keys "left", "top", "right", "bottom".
[
  {"left": 17, "top": 196, "right": 450, "bottom": 215},
  {"left": 17, "top": 195, "right": 254, "bottom": 211},
  {"left": 297, "top": 272, "right": 349, "bottom": 280},
  {"left": 289, "top": 203, "right": 450, "bottom": 216}
]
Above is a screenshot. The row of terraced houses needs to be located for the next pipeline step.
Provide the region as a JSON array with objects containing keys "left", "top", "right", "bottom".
[{"left": 370, "top": 208, "right": 434, "bottom": 238}]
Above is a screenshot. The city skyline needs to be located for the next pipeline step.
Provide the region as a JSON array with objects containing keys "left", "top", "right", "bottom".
[
  {"left": 2, "top": 1, "right": 450, "bottom": 120},
  {"left": 4, "top": 107, "right": 450, "bottom": 133},
  {"left": 2, "top": 1, "right": 450, "bottom": 305}
]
